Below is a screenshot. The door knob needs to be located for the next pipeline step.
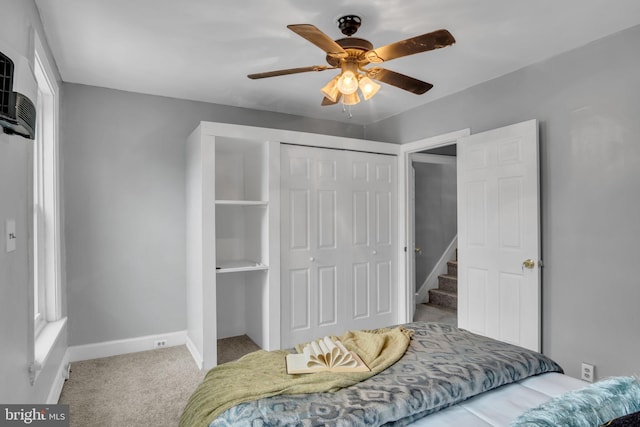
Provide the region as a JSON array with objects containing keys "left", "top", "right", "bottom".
[
  {"left": 415, "top": 247, "right": 422, "bottom": 255},
  {"left": 309, "top": 257, "right": 315, "bottom": 262},
  {"left": 522, "top": 259, "right": 536, "bottom": 269},
  {"left": 372, "top": 250, "right": 377, "bottom": 255}
]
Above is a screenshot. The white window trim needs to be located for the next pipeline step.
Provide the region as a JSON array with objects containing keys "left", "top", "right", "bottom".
[{"left": 30, "top": 31, "right": 65, "bottom": 385}]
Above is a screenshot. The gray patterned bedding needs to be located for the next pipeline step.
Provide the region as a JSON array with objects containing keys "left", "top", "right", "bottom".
[{"left": 211, "top": 322, "right": 562, "bottom": 427}]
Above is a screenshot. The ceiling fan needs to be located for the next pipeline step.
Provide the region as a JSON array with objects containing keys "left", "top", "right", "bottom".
[{"left": 247, "top": 15, "right": 455, "bottom": 107}]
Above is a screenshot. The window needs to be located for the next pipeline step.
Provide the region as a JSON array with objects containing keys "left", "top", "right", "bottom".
[
  {"left": 30, "top": 33, "right": 64, "bottom": 384},
  {"left": 33, "top": 35, "right": 60, "bottom": 333}
]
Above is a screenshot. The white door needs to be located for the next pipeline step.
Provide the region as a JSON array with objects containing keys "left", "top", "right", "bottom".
[
  {"left": 457, "top": 119, "right": 541, "bottom": 351},
  {"left": 281, "top": 144, "right": 396, "bottom": 347},
  {"left": 345, "top": 150, "right": 397, "bottom": 334}
]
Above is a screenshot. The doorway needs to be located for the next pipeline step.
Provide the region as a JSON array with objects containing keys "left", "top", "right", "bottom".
[
  {"left": 411, "top": 146, "right": 458, "bottom": 322},
  {"left": 398, "top": 129, "right": 469, "bottom": 323}
]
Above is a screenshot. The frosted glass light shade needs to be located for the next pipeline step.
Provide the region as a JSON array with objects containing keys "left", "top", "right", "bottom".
[
  {"left": 321, "top": 76, "right": 340, "bottom": 103},
  {"left": 342, "top": 91, "right": 360, "bottom": 106},
  {"left": 337, "top": 71, "right": 359, "bottom": 95},
  {"left": 359, "top": 76, "right": 381, "bottom": 100}
]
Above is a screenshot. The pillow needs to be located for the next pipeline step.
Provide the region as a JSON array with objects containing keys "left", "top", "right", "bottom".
[
  {"left": 510, "top": 376, "right": 640, "bottom": 427},
  {"left": 600, "top": 410, "right": 640, "bottom": 427}
]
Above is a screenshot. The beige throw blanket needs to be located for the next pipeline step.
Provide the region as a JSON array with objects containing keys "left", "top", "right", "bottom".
[{"left": 179, "top": 327, "right": 413, "bottom": 427}]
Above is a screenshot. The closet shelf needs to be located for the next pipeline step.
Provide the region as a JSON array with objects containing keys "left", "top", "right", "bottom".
[
  {"left": 216, "top": 260, "right": 269, "bottom": 274},
  {"left": 215, "top": 200, "right": 268, "bottom": 206}
]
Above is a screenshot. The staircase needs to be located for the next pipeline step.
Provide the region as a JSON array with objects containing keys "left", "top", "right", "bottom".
[{"left": 428, "top": 252, "right": 457, "bottom": 310}]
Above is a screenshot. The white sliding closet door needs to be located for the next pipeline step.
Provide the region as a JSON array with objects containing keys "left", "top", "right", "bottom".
[{"left": 281, "top": 144, "right": 397, "bottom": 348}]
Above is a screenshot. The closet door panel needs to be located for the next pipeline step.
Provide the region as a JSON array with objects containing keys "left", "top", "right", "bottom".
[
  {"left": 289, "top": 190, "right": 310, "bottom": 250},
  {"left": 352, "top": 161, "right": 369, "bottom": 182},
  {"left": 318, "top": 266, "right": 338, "bottom": 326},
  {"left": 347, "top": 153, "right": 397, "bottom": 332},
  {"left": 375, "top": 191, "right": 392, "bottom": 245},
  {"left": 375, "top": 163, "right": 392, "bottom": 184},
  {"left": 290, "top": 269, "right": 310, "bottom": 330},
  {"left": 281, "top": 145, "right": 396, "bottom": 348},
  {"left": 376, "top": 261, "right": 392, "bottom": 315},
  {"left": 281, "top": 147, "right": 316, "bottom": 345},
  {"left": 352, "top": 262, "right": 370, "bottom": 319},
  {"left": 317, "top": 190, "right": 337, "bottom": 249},
  {"left": 281, "top": 145, "right": 345, "bottom": 346},
  {"left": 352, "top": 191, "right": 370, "bottom": 246}
]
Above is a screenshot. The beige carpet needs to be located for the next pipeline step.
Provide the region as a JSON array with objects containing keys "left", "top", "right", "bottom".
[
  {"left": 59, "top": 336, "right": 259, "bottom": 427},
  {"left": 58, "top": 317, "right": 454, "bottom": 427},
  {"left": 413, "top": 303, "right": 457, "bottom": 325}
]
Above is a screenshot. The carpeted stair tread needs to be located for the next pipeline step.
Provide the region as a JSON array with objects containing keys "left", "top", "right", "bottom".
[
  {"left": 437, "top": 274, "right": 458, "bottom": 293},
  {"left": 428, "top": 288, "right": 458, "bottom": 310},
  {"left": 429, "top": 288, "right": 457, "bottom": 297},
  {"left": 447, "top": 260, "right": 458, "bottom": 276}
]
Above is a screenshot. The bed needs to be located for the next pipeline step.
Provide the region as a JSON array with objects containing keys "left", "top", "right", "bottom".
[{"left": 181, "top": 322, "right": 640, "bottom": 427}]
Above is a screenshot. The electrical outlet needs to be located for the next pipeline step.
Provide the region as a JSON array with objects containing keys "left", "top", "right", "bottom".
[
  {"left": 154, "top": 339, "right": 167, "bottom": 348},
  {"left": 581, "top": 362, "right": 595, "bottom": 382}
]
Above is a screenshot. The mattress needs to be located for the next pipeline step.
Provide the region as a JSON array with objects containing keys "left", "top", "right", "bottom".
[
  {"left": 195, "top": 322, "right": 564, "bottom": 426},
  {"left": 407, "top": 372, "right": 588, "bottom": 426}
]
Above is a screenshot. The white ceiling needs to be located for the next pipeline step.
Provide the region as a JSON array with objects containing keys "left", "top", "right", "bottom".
[{"left": 35, "top": 0, "right": 640, "bottom": 125}]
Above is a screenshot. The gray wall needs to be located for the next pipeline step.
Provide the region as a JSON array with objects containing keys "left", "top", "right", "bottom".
[
  {"left": 0, "top": 0, "right": 67, "bottom": 403},
  {"left": 61, "top": 83, "right": 364, "bottom": 346},
  {"left": 366, "top": 25, "right": 640, "bottom": 380},
  {"left": 413, "top": 162, "right": 457, "bottom": 291}
]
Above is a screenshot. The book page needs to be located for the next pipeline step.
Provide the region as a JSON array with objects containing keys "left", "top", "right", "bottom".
[{"left": 304, "top": 337, "right": 357, "bottom": 368}]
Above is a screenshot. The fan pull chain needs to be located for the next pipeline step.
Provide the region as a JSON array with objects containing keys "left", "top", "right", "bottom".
[{"left": 341, "top": 104, "right": 353, "bottom": 119}]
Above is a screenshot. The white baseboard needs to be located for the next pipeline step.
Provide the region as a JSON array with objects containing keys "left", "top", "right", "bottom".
[
  {"left": 416, "top": 236, "right": 457, "bottom": 303},
  {"left": 185, "top": 335, "right": 204, "bottom": 370},
  {"left": 67, "top": 330, "right": 187, "bottom": 363},
  {"left": 46, "top": 351, "right": 70, "bottom": 404}
]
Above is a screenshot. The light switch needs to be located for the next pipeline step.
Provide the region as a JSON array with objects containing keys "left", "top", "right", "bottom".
[{"left": 6, "top": 219, "right": 16, "bottom": 252}]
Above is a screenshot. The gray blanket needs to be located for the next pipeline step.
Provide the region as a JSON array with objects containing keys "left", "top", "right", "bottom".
[{"left": 210, "top": 322, "right": 562, "bottom": 427}]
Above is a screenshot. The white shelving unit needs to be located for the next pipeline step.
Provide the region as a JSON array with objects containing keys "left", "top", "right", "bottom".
[
  {"left": 186, "top": 128, "right": 279, "bottom": 370},
  {"left": 185, "top": 121, "right": 399, "bottom": 371}
]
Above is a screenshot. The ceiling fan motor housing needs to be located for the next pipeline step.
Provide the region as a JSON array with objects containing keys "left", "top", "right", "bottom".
[{"left": 325, "top": 38, "right": 374, "bottom": 67}]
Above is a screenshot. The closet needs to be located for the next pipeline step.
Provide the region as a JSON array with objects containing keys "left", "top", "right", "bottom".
[
  {"left": 185, "top": 122, "right": 398, "bottom": 369},
  {"left": 280, "top": 144, "right": 397, "bottom": 348}
]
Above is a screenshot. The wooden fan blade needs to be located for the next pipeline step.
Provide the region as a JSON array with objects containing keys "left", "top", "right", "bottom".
[
  {"left": 248, "top": 65, "right": 334, "bottom": 79},
  {"left": 321, "top": 93, "right": 342, "bottom": 106},
  {"left": 366, "top": 67, "right": 433, "bottom": 94},
  {"left": 365, "top": 29, "right": 455, "bottom": 63},
  {"left": 287, "top": 24, "right": 348, "bottom": 58}
]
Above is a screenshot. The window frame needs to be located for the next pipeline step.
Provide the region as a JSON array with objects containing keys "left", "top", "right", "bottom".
[
  {"left": 32, "top": 33, "right": 61, "bottom": 332},
  {"left": 29, "top": 32, "right": 64, "bottom": 386}
]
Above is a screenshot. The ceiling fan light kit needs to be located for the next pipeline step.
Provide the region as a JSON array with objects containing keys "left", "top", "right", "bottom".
[
  {"left": 342, "top": 91, "right": 360, "bottom": 106},
  {"left": 248, "top": 15, "right": 455, "bottom": 110},
  {"left": 358, "top": 76, "right": 380, "bottom": 100},
  {"left": 336, "top": 71, "right": 358, "bottom": 95},
  {"left": 321, "top": 76, "right": 341, "bottom": 103}
]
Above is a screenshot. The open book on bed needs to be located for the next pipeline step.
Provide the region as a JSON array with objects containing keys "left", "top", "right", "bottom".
[{"left": 286, "top": 336, "right": 370, "bottom": 374}]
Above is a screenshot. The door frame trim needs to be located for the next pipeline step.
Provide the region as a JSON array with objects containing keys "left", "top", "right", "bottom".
[{"left": 397, "top": 129, "right": 470, "bottom": 323}]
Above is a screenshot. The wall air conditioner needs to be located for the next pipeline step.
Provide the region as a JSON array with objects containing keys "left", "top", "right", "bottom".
[{"left": 0, "top": 48, "right": 37, "bottom": 140}]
